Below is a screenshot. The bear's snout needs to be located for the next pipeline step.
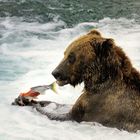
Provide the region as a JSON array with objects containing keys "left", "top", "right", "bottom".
[{"left": 52, "top": 69, "right": 62, "bottom": 80}]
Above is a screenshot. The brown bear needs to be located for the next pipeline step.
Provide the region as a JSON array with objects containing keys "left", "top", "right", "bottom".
[
  {"left": 51, "top": 30, "right": 140, "bottom": 132},
  {"left": 15, "top": 30, "right": 140, "bottom": 132}
]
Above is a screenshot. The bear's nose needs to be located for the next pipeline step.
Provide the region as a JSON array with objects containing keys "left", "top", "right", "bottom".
[{"left": 52, "top": 70, "right": 62, "bottom": 80}]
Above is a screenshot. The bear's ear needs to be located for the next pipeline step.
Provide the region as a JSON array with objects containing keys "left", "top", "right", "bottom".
[
  {"left": 88, "top": 30, "right": 101, "bottom": 37},
  {"left": 92, "top": 38, "right": 114, "bottom": 58},
  {"left": 101, "top": 38, "right": 114, "bottom": 56}
]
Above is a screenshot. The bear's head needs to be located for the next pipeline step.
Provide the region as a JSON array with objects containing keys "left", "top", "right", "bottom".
[{"left": 52, "top": 30, "right": 131, "bottom": 88}]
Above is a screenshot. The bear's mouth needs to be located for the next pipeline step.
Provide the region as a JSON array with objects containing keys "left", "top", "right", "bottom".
[{"left": 56, "top": 80, "right": 69, "bottom": 86}]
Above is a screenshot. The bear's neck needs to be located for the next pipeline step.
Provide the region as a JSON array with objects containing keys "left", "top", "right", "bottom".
[
  {"left": 84, "top": 76, "right": 122, "bottom": 94},
  {"left": 83, "top": 64, "right": 140, "bottom": 94},
  {"left": 83, "top": 64, "right": 122, "bottom": 94}
]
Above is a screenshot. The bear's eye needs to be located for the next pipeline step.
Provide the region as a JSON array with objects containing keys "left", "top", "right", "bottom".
[{"left": 68, "top": 53, "right": 76, "bottom": 64}]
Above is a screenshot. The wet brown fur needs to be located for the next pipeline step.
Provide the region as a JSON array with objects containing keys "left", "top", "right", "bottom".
[{"left": 52, "top": 30, "right": 140, "bottom": 132}]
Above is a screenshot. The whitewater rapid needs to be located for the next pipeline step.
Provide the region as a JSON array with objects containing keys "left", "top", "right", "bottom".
[{"left": 0, "top": 17, "right": 140, "bottom": 140}]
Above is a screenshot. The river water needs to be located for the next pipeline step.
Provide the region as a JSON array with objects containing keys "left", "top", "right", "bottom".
[{"left": 0, "top": 0, "right": 140, "bottom": 140}]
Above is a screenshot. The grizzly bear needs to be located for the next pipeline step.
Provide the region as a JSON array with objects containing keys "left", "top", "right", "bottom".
[{"left": 16, "top": 30, "right": 140, "bottom": 132}]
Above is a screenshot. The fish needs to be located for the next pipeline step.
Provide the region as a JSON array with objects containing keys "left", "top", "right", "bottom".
[
  {"left": 20, "top": 90, "right": 40, "bottom": 101},
  {"left": 31, "top": 82, "right": 57, "bottom": 94},
  {"left": 21, "top": 82, "right": 57, "bottom": 100},
  {"left": 12, "top": 82, "right": 57, "bottom": 106}
]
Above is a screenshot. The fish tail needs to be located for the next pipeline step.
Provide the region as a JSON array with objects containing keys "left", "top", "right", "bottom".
[{"left": 50, "top": 82, "right": 58, "bottom": 94}]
